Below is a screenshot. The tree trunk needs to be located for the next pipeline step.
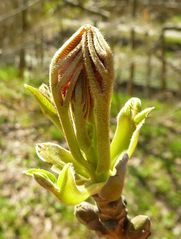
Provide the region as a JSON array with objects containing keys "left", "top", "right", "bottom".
[
  {"left": 127, "top": 28, "right": 136, "bottom": 95},
  {"left": 160, "top": 29, "right": 167, "bottom": 90},
  {"left": 145, "top": 32, "right": 152, "bottom": 97},
  {"left": 18, "top": 0, "right": 28, "bottom": 78}
]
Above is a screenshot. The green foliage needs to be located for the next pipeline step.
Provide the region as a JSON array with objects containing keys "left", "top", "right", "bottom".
[
  {"left": 170, "top": 139, "right": 181, "bottom": 157},
  {"left": 26, "top": 164, "right": 103, "bottom": 205},
  {"left": 111, "top": 97, "right": 154, "bottom": 167},
  {"left": 0, "top": 63, "right": 180, "bottom": 238},
  {"left": 0, "top": 66, "right": 18, "bottom": 81}
]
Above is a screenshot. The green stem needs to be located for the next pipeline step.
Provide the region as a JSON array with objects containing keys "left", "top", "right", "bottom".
[
  {"left": 95, "top": 97, "right": 111, "bottom": 181},
  {"left": 52, "top": 87, "right": 95, "bottom": 180}
]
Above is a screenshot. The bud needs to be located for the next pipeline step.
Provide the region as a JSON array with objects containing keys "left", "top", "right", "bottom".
[
  {"left": 127, "top": 215, "right": 151, "bottom": 239},
  {"left": 75, "top": 202, "right": 107, "bottom": 234},
  {"left": 49, "top": 25, "right": 114, "bottom": 181}
]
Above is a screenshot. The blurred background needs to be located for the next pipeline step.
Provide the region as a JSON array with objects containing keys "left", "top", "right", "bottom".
[{"left": 0, "top": 0, "right": 180, "bottom": 238}]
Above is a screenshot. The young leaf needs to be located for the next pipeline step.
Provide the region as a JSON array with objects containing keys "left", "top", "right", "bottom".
[
  {"left": 56, "top": 164, "right": 103, "bottom": 205},
  {"left": 111, "top": 98, "right": 154, "bottom": 167},
  {"left": 134, "top": 107, "right": 155, "bottom": 124},
  {"left": 127, "top": 120, "right": 144, "bottom": 157},
  {"left": 111, "top": 98, "right": 141, "bottom": 165},
  {"left": 25, "top": 168, "right": 57, "bottom": 191},
  {"left": 24, "top": 84, "right": 62, "bottom": 131},
  {"left": 26, "top": 168, "right": 56, "bottom": 182},
  {"left": 36, "top": 142, "right": 90, "bottom": 178},
  {"left": 128, "top": 107, "right": 154, "bottom": 157}
]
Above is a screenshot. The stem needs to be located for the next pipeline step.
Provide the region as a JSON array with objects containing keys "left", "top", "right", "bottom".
[
  {"left": 52, "top": 86, "right": 96, "bottom": 180},
  {"left": 76, "top": 195, "right": 151, "bottom": 239},
  {"left": 95, "top": 97, "right": 111, "bottom": 181}
]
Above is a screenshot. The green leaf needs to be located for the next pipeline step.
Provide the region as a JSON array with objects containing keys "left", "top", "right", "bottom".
[
  {"left": 111, "top": 114, "right": 135, "bottom": 163},
  {"left": 111, "top": 98, "right": 154, "bottom": 167},
  {"left": 25, "top": 168, "right": 57, "bottom": 192},
  {"left": 39, "top": 83, "right": 52, "bottom": 101},
  {"left": 24, "top": 84, "right": 61, "bottom": 130},
  {"left": 26, "top": 168, "right": 57, "bottom": 183},
  {"left": 134, "top": 107, "right": 155, "bottom": 124},
  {"left": 128, "top": 107, "right": 154, "bottom": 157},
  {"left": 56, "top": 164, "right": 103, "bottom": 205},
  {"left": 36, "top": 143, "right": 72, "bottom": 166},
  {"left": 111, "top": 98, "right": 141, "bottom": 166},
  {"left": 127, "top": 120, "right": 144, "bottom": 157},
  {"left": 25, "top": 165, "right": 102, "bottom": 205},
  {"left": 50, "top": 164, "right": 64, "bottom": 174},
  {"left": 36, "top": 143, "right": 89, "bottom": 178}
]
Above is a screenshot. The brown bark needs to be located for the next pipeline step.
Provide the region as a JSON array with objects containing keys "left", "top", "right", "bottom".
[
  {"left": 75, "top": 154, "right": 151, "bottom": 239},
  {"left": 19, "top": 0, "right": 28, "bottom": 78},
  {"left": 144, "top": 32, "right": 152, "bottom": 97},
  {"left": 76, "top": 195, "right": 151, "bottom": 239},
  {"left": 160, "top": 30, "right": 167, "bottom": 90},
  {"left": 127, "top": 0, "right": 137, "bottom": 96}
]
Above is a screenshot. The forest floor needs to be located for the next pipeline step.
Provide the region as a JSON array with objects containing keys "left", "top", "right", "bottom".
[{"left": 0, "top": 66, "right": 180, "bottom": 239}]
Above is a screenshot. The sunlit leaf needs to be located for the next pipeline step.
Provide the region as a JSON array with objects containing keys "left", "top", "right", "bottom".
[
  {"left": 56, "top": 164, "right": 103, "bottom": 205},
  {"left": 36, "top": 142, "right": 89, "bottom": 178},
  {"left": 111, "top": 98, "right": 154, "bottom": 167},
  {"left": 25, "top": 168, "right": 57, "bottom": 191},
  {"left": 26, "top": 168, "right": 56, "bottom": 183},
  {"left": 134, "top": 107, "right": 155, "bottom": 124},
  {"left": 127, "top": 120, "right": 144, "bottom": 157},
  {"left": 24, "top": 84, "right": 61, "bottom": 130},
  {"left": 111, "top": 98, "right": 141, "bottom": 166}
]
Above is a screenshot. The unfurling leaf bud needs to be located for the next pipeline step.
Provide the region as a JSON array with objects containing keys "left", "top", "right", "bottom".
[
  {"left": 49, "top": 25, "right": 113, "bottom": 112},
  {"left": 25, "top": 24, "right": 153, "bottom": 238},
  {"left": 49, "top": 25, "right": 114, "bottom": 181}
]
